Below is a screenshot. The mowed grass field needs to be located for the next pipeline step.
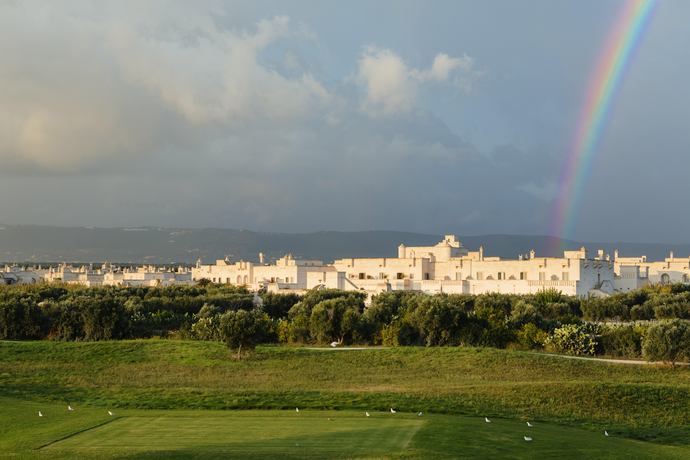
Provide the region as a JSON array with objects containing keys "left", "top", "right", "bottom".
[
  {"left": 4, "top": 398, "right": 690, "bottom": 459},
  {"left": 3, "top": 340, "right": 690, "bottom": 458}
]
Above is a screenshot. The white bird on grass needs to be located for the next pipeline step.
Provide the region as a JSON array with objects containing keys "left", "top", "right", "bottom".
[
  {"left": 295, "top": 407, "right": 300, "bottom": 413},
  {"left": 524, "top": 436, "right": 532, "bottom": 442},
  {"left": 108, "top": 410, "right": 113, "bottom": 416},
  {"left": 390, "top": 408, "right": 396, "bottom": 414},
  {"left": 604, "top": 430, "right": 609, "bottom": 437},
  {"left": 484, "top": 417, "right": 491, "bottom": 423},
  {"left": 38, "top": 411, "right": 43, "bottom": 417},
  {"left": 67, "top": 405, "right": 74, "bottom": 411},
  {"left": 417, "top": 412, "right": 423, "bottom": 417},
  {"left": 330, "top": 341, "right": 339, "bottom": 348},
  {"left": 365, "top": 412, "right": 370, "bottom": 417},
  {"left": 526, "top": 421, "right": 533, "bottom": 427}
]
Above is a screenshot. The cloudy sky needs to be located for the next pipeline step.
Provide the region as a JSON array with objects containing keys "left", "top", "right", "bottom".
[{"left": 1, "top": 0, "right": 688, "bottom": 243}]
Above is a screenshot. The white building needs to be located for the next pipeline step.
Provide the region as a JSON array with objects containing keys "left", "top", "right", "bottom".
[
  {"left": 42, "top": 263, "right": 193, "bottom": 287},
  {"left": 614, "top": 250, "right": 690, "bottom": 291},
  {"left": 192, "top": 254, "right": 342, "bottom": 293},
  {"left": 0, "top": 265, "right": 46, "bottom": 285},
  {"left": 193, "top": 235, "right": 617, "bottom": 298}
]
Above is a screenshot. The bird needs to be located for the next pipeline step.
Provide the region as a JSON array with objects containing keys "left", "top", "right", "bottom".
[
  {"left": 484, "top": 417, "right": 491, "bottom": 423},
  {"left": 417, "top": 412, "right": 423, "bottom": 417},
  {"left": 108, "top": 410, "right": 113, "bottom": 416},
  {"left": 604, "top": 430, "right": 610, "bottom": 437},
  {"left": 390, "top": 408, "right": 396, "bottom": 414},
  {"left": 295, "top": 407, "right": 300, "bottom": 413},
  {"left": 330, "top": 341, "right": 338, "bottom": 348},
  {"left": 524, "top": 435, "right": 533, "bottom": 442},
  {"left": 365, "top": 412, "right": 370, "bottom": 417},
  {"left": 526, "top": 421, "right": 533, "bottom": 427},
  {"left": 38, "top": 411, "right": 43, "bottom": 417},
  {"left": 67, "top": 405, "right": 74, "bottom": 411}
]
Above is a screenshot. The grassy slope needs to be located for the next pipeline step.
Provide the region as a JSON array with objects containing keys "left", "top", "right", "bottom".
[{"left": 2, "top": 340, "right": 690, "bottom": 445}]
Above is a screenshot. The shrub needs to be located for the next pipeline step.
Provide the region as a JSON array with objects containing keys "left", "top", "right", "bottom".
[
  {"left": 192, "top": 315, "right": 223, "bottom": 341},
  {"left": 598, "top": 324, "right": 644, "bottom": 358},
  {"left": 516, "top": 323, "right": 547, "bottom": 350},
  {"left": 381, "top": 322, "right": 401, "bottom": 346},
  {"left": 510, "top": 301, "right": 541, "bottom": 327},
  {"left": 260, "top": 292, "right": 301, "bottom": 319},
  {"left": 642, "top": 320, "right": 690, "bottom": 365},
  {"left": 545, "top": 323, "right": 598, "bottom": 356}
]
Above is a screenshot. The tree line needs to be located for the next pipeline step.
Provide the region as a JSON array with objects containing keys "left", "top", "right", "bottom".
[{"left": 2, "top": 283, "right": 690, "bottom": 364}]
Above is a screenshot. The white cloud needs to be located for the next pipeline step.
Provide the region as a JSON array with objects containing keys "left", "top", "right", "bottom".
[
  {"left": 0, "top": 4, "right": 332, "bottom": 171},
  {"left": 356, "top": 48, "right": 478, "bottom": 115},
  {"left": 356, "top": 47, "right": 416, "bottom": 115}
]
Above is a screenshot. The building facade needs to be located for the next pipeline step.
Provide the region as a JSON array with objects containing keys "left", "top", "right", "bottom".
[{"left": 193, "top": 235, "right": 617, "bottom": 298}]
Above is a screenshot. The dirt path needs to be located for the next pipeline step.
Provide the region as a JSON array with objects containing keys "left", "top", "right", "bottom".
[{"left": 534, "top": 352, "right": 688, "bottom": 366}]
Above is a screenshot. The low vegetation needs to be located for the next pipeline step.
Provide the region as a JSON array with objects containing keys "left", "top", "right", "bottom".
[{"left": 3, "top": 283, "right": 690, "bottom": 362}]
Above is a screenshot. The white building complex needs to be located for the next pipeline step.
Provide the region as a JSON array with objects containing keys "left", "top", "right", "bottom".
[
  {"left": 1, "top": 264, "right": 192, "bottom": 287},
  {"left": 192, "top": 235, "right": 621, "bottom": 298},
  {"left": 3, "top": 235, "right": 689, "bottom": 296}
]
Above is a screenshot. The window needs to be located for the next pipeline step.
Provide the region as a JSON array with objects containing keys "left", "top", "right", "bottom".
[
  {"left": 477, "top": 272, "right": 484, "bottom": 280},
  {"left": 424, "top": 273, "right": 430, "bottom": 280},
  {"left": 498, "top": 272, "right": 505, "bottom": 280},
  {"left": 358, "top": 273, "right": 366, "bottom": 280},
  {"left": 538, "top": 272, "right": 546, "bottom": 281},
  {"left": 396, "top": 273, "right": 404, "bottom": 279},
  {"left": 520, "top": 272, "right": 527, "bottom": 280},
  {"left": 562, "top": 272, "right": 569, "bottom": 281}
]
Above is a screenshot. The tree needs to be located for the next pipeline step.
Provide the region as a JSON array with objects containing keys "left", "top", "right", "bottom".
[
  {"left": 261, "top": 292, "right": 302, "bottom": 319},
  {"left": 407, "top": 296, "right": 467, "bottom": 346},
  {"left": 642, "top": 320, "right": 690, "bottom": 366},
  {"left": 309, "top": 297, "right": 362, "bottom": 344},
  {"left": 220, "top": 309, "right": 270, "bottom": 359}
]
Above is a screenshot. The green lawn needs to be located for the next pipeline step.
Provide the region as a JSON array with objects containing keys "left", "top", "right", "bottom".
[
  {"left": 2, "top": 397, "right": 690, "bottom": 459},
  {"left": 3, "top": 340, "right": 690, "bottom": 457}
]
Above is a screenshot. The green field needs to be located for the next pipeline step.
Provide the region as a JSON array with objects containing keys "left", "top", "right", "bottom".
[
  {"left": 3, "top": 340, "right": 690, "bottom": 458},
  {"left": 4, "top": 399, "right": 690, "bottom": 459}
]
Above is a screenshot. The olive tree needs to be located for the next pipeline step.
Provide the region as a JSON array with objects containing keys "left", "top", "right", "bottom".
[
  {"left": 642, "top": 320, "right": 690, "bottom": 366},
  {"left": 220, "top": 309, "right": 271, "bottom": 359}
]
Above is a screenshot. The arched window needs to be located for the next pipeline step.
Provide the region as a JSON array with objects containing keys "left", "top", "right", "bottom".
[{"left": 661, "top": 273, "right": 671, "bottom": 284}]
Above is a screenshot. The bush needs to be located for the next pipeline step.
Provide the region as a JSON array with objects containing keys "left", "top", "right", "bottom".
[
  {"left": 642, "top": 320, "right": 690, "bottom": 365},
  {"left": 510, "top": 301, "right": 541, "bottom": 328},
  {"left": 192, "top": 315, "right": 223, "bottom": 341},
  {"left": 598, "top": 324, "right": 644, "bottom": 358},
  {"left": 545, "top": 323, "right": 598, "bottom": 356},
  {"left": 516, "top": 323, "right": 547, "bottom": 350},
  {"left": 260, "top": 292, "right": 301, "bottom": 319}
]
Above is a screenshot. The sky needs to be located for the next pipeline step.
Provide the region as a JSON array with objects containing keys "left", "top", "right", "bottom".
[{"left": 0, "top": 0, "right": 689, "bottom": 243}]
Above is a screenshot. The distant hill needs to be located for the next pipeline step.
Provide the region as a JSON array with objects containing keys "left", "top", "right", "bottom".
[{"left": 0, "top": 225, "right": 687, "bottom": 264}]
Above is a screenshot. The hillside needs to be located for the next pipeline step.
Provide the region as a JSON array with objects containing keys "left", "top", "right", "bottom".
[
  {"left": 1, "top": 225, "right": 688, "bottom": 264},
  {"left": 2, "top": 340, "right": 690, "bottom": 441}
]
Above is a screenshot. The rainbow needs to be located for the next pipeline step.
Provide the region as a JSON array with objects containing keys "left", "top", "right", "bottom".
[{"left": 550, "top": 0, "right": 657, "bottom": 250}]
